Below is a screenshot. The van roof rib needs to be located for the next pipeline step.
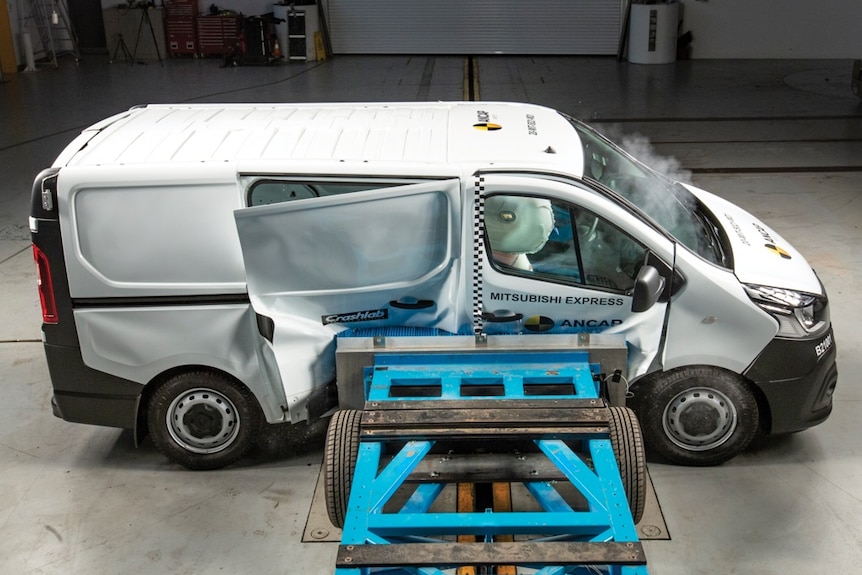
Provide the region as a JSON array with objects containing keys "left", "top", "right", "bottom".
[{"left": 62, "top": 102, "right": 583, "bottom": 171}]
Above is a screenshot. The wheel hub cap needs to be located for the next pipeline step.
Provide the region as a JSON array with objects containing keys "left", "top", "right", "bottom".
[
  {"left": 167, "top": 388, "right": 239, "bottom": 454},
  {"left": 663, "top": 387, "right": 737, "bottom": 451},
  {"left": 182, "top": 404, "right": 223, "bottom": 439}
]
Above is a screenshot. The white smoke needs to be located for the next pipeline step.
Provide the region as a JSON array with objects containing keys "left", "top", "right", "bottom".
[
  {"left": 590, "top": 123, "right": 697, "bottom": 239},
  {"left": 596, "top": 124, "right": 692, "bottom": 185}
]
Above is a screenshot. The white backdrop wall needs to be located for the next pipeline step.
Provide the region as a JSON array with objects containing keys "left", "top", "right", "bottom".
[{"left": 678, "top": 0, "right": 861, "bottom": 59}]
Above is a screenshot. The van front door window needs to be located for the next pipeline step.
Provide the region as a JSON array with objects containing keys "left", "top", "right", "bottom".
[{"left": 485, "top": 194, "right": 647, "bottom": 292}]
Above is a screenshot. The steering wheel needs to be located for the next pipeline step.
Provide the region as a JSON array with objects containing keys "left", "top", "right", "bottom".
[{"left": 578, "top": 215, "right": 600, "bottom": 243}]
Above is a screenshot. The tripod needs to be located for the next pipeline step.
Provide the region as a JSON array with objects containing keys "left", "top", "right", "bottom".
[
  {"left": 110, "top": 33, "right": 133, "bottom": 63},
  {"left": 132, "top": 7, "right": 163, "bottom": 66}
]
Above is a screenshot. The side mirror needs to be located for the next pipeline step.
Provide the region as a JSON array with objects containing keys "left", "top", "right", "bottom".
[{"left": 631, "top": 265, "right": 665, "bottom": 313}]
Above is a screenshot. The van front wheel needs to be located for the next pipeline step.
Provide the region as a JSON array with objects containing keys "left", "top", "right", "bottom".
[
  {"left": 632, "top": 366, "right": 759, "bottom": 466},
  {"left": 148, "top": 371, "right": 262, "bottom": 470}
]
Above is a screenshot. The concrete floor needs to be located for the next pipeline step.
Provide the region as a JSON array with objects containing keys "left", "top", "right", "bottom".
[{"left": 1, "top": 55, "right": 861, "bottom": 574}]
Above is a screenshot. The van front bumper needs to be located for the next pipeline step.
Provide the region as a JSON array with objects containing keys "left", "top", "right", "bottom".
[{"left": 744, "top": 326, "right": 838, "bottom": 434}]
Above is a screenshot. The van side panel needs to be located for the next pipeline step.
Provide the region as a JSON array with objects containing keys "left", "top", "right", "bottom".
[
  {"left": 75, "top": 305, "right": 256, "bottom": 384},
  {"left": 59, "top": 164, "right": 245, "bottom": 298},
  {"left": 73, "top": 304, "right": 287, "bottom": 424},
  {"left": 34, "top": 165, "right": 284, "bottom": 430}
]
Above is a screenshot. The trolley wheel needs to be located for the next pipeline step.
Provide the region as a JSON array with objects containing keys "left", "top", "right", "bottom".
[
  {"left": 607, "top": 406, "right": 647, "bottom": 524},
  {"left": 323, "top": 409, "right": 362, "bottom": 529}
]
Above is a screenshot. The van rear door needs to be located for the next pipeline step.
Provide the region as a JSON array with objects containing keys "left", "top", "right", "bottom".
[{"left": 233, "top": 179, "right": 469, "bottom": 421}]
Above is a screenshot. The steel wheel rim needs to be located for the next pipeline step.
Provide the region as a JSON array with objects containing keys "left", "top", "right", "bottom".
[
  {"left": 662, "top": 386, "right": 737, "bottom": 452},
  {"left": 166, "top": 387, "right": 240, "bottom": 454}
]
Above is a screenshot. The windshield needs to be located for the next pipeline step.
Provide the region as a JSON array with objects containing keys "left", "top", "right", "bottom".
[{"left": 565, "top": 116, "right": 726, "bottom": 267}]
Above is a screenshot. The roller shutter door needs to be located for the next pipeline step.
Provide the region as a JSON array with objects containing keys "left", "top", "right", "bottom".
[{"left": 325, "top": 0, "right": 621, "bottom": 55}]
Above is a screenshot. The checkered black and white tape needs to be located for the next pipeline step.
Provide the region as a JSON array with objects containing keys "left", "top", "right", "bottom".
[{"left": 472, "top": 173, "right": 485, "bottom": 336}]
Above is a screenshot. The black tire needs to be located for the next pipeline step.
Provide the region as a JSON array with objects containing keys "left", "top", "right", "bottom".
[
  {"left": 607, "top": 406, "right": 647, "bottom": 524},
  {"left": 147, "top": 371, "right": 262, "bottom": 470},
  {"left": 324, "top": 409, "right": 362, "bottom": 529},
  {"left": 632, "top": 366, "right": 759, "bottom": 466}
]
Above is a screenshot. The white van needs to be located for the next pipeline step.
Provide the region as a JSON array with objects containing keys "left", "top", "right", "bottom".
[{"left": 30, "top": 102, "right": 837, "bottom": 469}]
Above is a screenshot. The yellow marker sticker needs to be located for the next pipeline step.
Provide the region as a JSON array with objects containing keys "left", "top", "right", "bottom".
[
  {"left": 473, "top": 122, "right": 502, "bottom": 131},
  {"left": 524, "top": 315, "right": 555, "bottom": 332},
  {"left": 765, "top": 243, "right": 792, "bottom": 259}
]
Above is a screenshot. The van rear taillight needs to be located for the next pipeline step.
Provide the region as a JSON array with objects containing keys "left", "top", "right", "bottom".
[{"left": 33, "top": 244, "right": 58, "bottom": 324}]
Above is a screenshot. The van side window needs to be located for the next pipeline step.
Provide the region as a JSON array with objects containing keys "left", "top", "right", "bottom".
[
  {"left": 571, "top": 207, "right": 646, "bottom": 291},
  {"left": 250, "top": 182, "right": 317, "bottom": 205},
  {"left": 247, "top": 180, "right": 402, "bottom": 206},
  {"left": 486, "top": 194, "right": 647, "bottom": 293}
]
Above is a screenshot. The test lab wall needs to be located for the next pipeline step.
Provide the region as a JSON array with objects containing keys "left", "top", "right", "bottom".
[
  {"left": 4, "top": 0, "right": 860, "bottom": 69},
  {"left": 678, "top": 0, "right": 860, "bottom": 59},
  {"left": 212, "top": 1, "right": 860, "bottom": 59}
]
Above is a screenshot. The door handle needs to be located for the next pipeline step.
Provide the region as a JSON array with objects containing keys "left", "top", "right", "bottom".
[
  {"left": 389, "top": 298, "right": 435, "bottom": 310},
  {"left": 482, "top": 310, "right": 524, "bottom": 323}
]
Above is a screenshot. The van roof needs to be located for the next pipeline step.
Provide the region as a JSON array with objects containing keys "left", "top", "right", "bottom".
[{"left": 60, "top": 102, "right": 586, "bottom": 174}]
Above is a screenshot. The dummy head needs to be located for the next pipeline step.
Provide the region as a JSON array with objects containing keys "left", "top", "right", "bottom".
[{"left": 485, "top": 195, "right": 555, "bottom": 255}]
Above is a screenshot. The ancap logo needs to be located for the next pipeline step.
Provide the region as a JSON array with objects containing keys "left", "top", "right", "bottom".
[
  {"left": 474, "top": 122, "right": 502, "bottom": 131},
  {"left": 765, "top": 243, "right": 792, "bottom": 259},
  {"left": 524, "top": 316, "right": 555, "bottom": 332}
]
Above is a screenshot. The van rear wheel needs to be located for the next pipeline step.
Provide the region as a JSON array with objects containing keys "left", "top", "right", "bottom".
[
  {"left": 631, "top": 366, "right": 759, "bottom": 466},
  {"left": 148, "top": 371, "right": 262, "bottom": 470}
]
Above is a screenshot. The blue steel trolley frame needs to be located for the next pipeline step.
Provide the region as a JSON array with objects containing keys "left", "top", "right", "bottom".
[{"left": 332, "top": 350, "right": 649, "bottom": 575}]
